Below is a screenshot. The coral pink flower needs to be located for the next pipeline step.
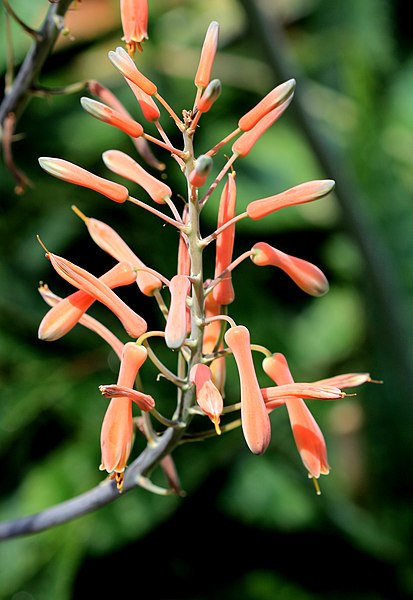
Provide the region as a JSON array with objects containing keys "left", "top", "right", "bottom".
[
  {"left": 232, "top": 96, "right": 293, "bottom": 158},
  {"left": 190, "top": 363, "right": 223, "bottom": 434},
  {"left": 38, "top": 157, "right": 129, "bottom": 203},
  {"left": 238, "top": 79, "right": 296, "bottom": 132},
  {"left": 80, "top": 97, "right": 144, "bottom": 138},
  {"left": 44, "top": 249, "right": 147, "bottom": 338},
  {"left": 203, "top": 289, "right": 226, "bottom": 392},
  {"left": 262, "top": 353, "right": 330, "bottom": 479},
  {"left": 100, "top": 343, "right": 148, "bottom": 488},
  {"left": 246, "top": 180, "right": 335, "bottom": 220},
  {"left": 102, "top": 149, "right": 171, "bottom": 204},
  {"left": 165, "top": 275, "right": 190, "bottom": 349},
  {"left": 194, "top": 21, "right": 220, "bottom": 89},
  {"left": 74, "top": 209, "right": 162, "bottom": 296},
  {"left": 108, "top": 47, "right": 157, "bottom": 96},
  {"left": 251, "top": 242, "right": 329, "bottom": 297},
  {"left": 196, "top": 79, "right": 222, "bottom": 114},
  {"left": 120, "top": 0, "right": 148, "bottom": 55},
  {"left": 213, "top": 171, "right": 237, "bottom": 305},
  {"left": 38, "top": 261, "right": 136, "bottom": 341},
  {"left": 189, "top": 155, "right": 213, "bottom": 188},
  {"left": 224, "top": 325, "right": 271, "bottom": 454},
  {"left": 125, "top": 79, "right": 160, "bottom": 122}
]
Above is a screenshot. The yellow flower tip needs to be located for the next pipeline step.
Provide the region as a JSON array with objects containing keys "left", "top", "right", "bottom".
[
  {"left": 213, "top": 416, "right": 222, "bottom": 436},
  {"left": 311, "top": 476, "right": 322, "bottom": 496},
  {"left": 115, "top": 471, "right": 125, "bottom": 492},
  {"left": 71, "top": 204, "right": 89, "bottom": 224}
]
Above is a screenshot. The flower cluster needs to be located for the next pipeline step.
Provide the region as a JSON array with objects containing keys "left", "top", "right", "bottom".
[{"left": 37, "top": 2, "right": 371, "bottom": 494}]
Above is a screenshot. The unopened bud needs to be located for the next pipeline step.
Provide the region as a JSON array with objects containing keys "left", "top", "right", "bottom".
[
  {"left": 109, "top": 47, "right": 157, "bottom": 96},
  {"left": 189, "top": 155, "right": 213, "bottom": 188},
  {"left": 80, "top": 97, "right": 144, "bottom": 138},
  {"left": 194, "top": 21, "right": 220, "bottom": 88},
  {"left": 38, "top": 157, "right": 129, "bottom": 203},
  {"left": 196, "top": 79, "right": 222, "bottom": 114},
  {"left": 238, "top": 79, "right": 295, "bottom": 131}
]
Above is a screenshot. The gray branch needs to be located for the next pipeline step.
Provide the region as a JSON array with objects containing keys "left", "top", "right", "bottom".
[
  {"left": 0, "top": 0, "right": 74, "bottom": 125},
  {"left": 0, "top": 426, "right": 179, "bottom": 540}
]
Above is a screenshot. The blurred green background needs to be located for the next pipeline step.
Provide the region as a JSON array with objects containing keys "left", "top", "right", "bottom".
[{"left": 1, "top": 0, "right": 413, "bottom": 598}]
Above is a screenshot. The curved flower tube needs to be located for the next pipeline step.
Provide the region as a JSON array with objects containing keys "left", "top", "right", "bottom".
[
  {"left": 262, "top": 353, "right": 329, "bottom": 479},
  {"left": 251, "top": 242, "right": 329, "bottom": 297}
]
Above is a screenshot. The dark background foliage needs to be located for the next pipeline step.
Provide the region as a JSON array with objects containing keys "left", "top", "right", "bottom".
[{"left": 1, "top": 1, "right": 413, "bottom": 598}]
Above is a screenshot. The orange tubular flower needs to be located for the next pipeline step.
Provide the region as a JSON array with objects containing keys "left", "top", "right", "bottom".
[
  {"left": 232, "top": 96, "right": 294, "bottom": 158},
  {"left": 38, "top": 157, "right": 129, "bottom": 203},
  {"left": 190, "top": 363, "right": 223, "bottom": 434},
  {"left": 80, "top": 97, "right": 144, "bottom": 138},
  {"left": 125, "top": 79, "right": 160, "bottom": 122},
  {"left": 251, "top": 242, "right": 329, "bottom": 297},
  {"left": 262, "top": 353, "right": 330, "bottom": 480},
  {"left": 246, "top": 179, "right": 335, "bottom": 220},
  {"left": 45, "top": 250, "right": 147, "bottom": 338},
  {"left": 108, "top": 47, "right": 157, "bottom": 96},
  {"left": 203, "top": 289, "right": 226, "bottom": 392},
  {"left": 102, "top": 149, "right": 171, "bottom": 204},
  {"left": 120, "top": 0, "right": 148, "bottom": 55},
  {"left": 224, "top": 325, "right": 271, "bottom": 454},
  {"left": 238, "top": 79, "right": 296, "bottom": 132},
  {"left": 38, "top": 261, "right": 136, "bottom": 341},
  {"left": 194, "top": 21, "right": 220, "bottom": 89},
  {"left": 74, "top": 209, "right": 162, "bottom": 296},
  {"left": 38, "top": 284, "right": 125, "bottom": 359},
  {"left": 195, "top": 79, "right": 222, "bottom": 114},
  {"left": 165, "top": 275, "right": 190, "bottom": 349},
  {"left": 213, "top": 171, "right": 237, "bottom": 305},
  {"left": 100, "top": 342, "right": 148, "bottom": 488}
]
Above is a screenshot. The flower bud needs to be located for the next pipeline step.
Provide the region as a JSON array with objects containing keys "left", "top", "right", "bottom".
[
  {"left": 108, "top": 46, "right": 157, "bottom": 96},
  {"left": 80, "top": 97, "right": 144, "bottom": 138},
  {"left": 165, "top": 275, "right": 191, "bottom": 349},
  {"left": 238, "top": 79, "right": 296, "bottom": 131},
  {"left": 194, "top": 21, "right": 220, "bottom": 88},
  {"left": 246, "top": 180, "right": 335, "bottom": 220},
  {"left": 189, "top": 155, "right": 213, "bottom": 188},
  {"left": 195, "top": 79, "right": 222, "bottom": 114},
  {"left": 225, "top": 325, "right": 271, "bottom": 454},
  {"left": 232, "top": 96, "right": 293, "bottom": 157},
  {"left": 103, "top": 149, "right": 171, "bottom": 204},
  {"left": 213, "top": 172, "right": 237, "bottom": 305},
  {"left": 38, "top": 157, "right": 129, "bottom": 203}
]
